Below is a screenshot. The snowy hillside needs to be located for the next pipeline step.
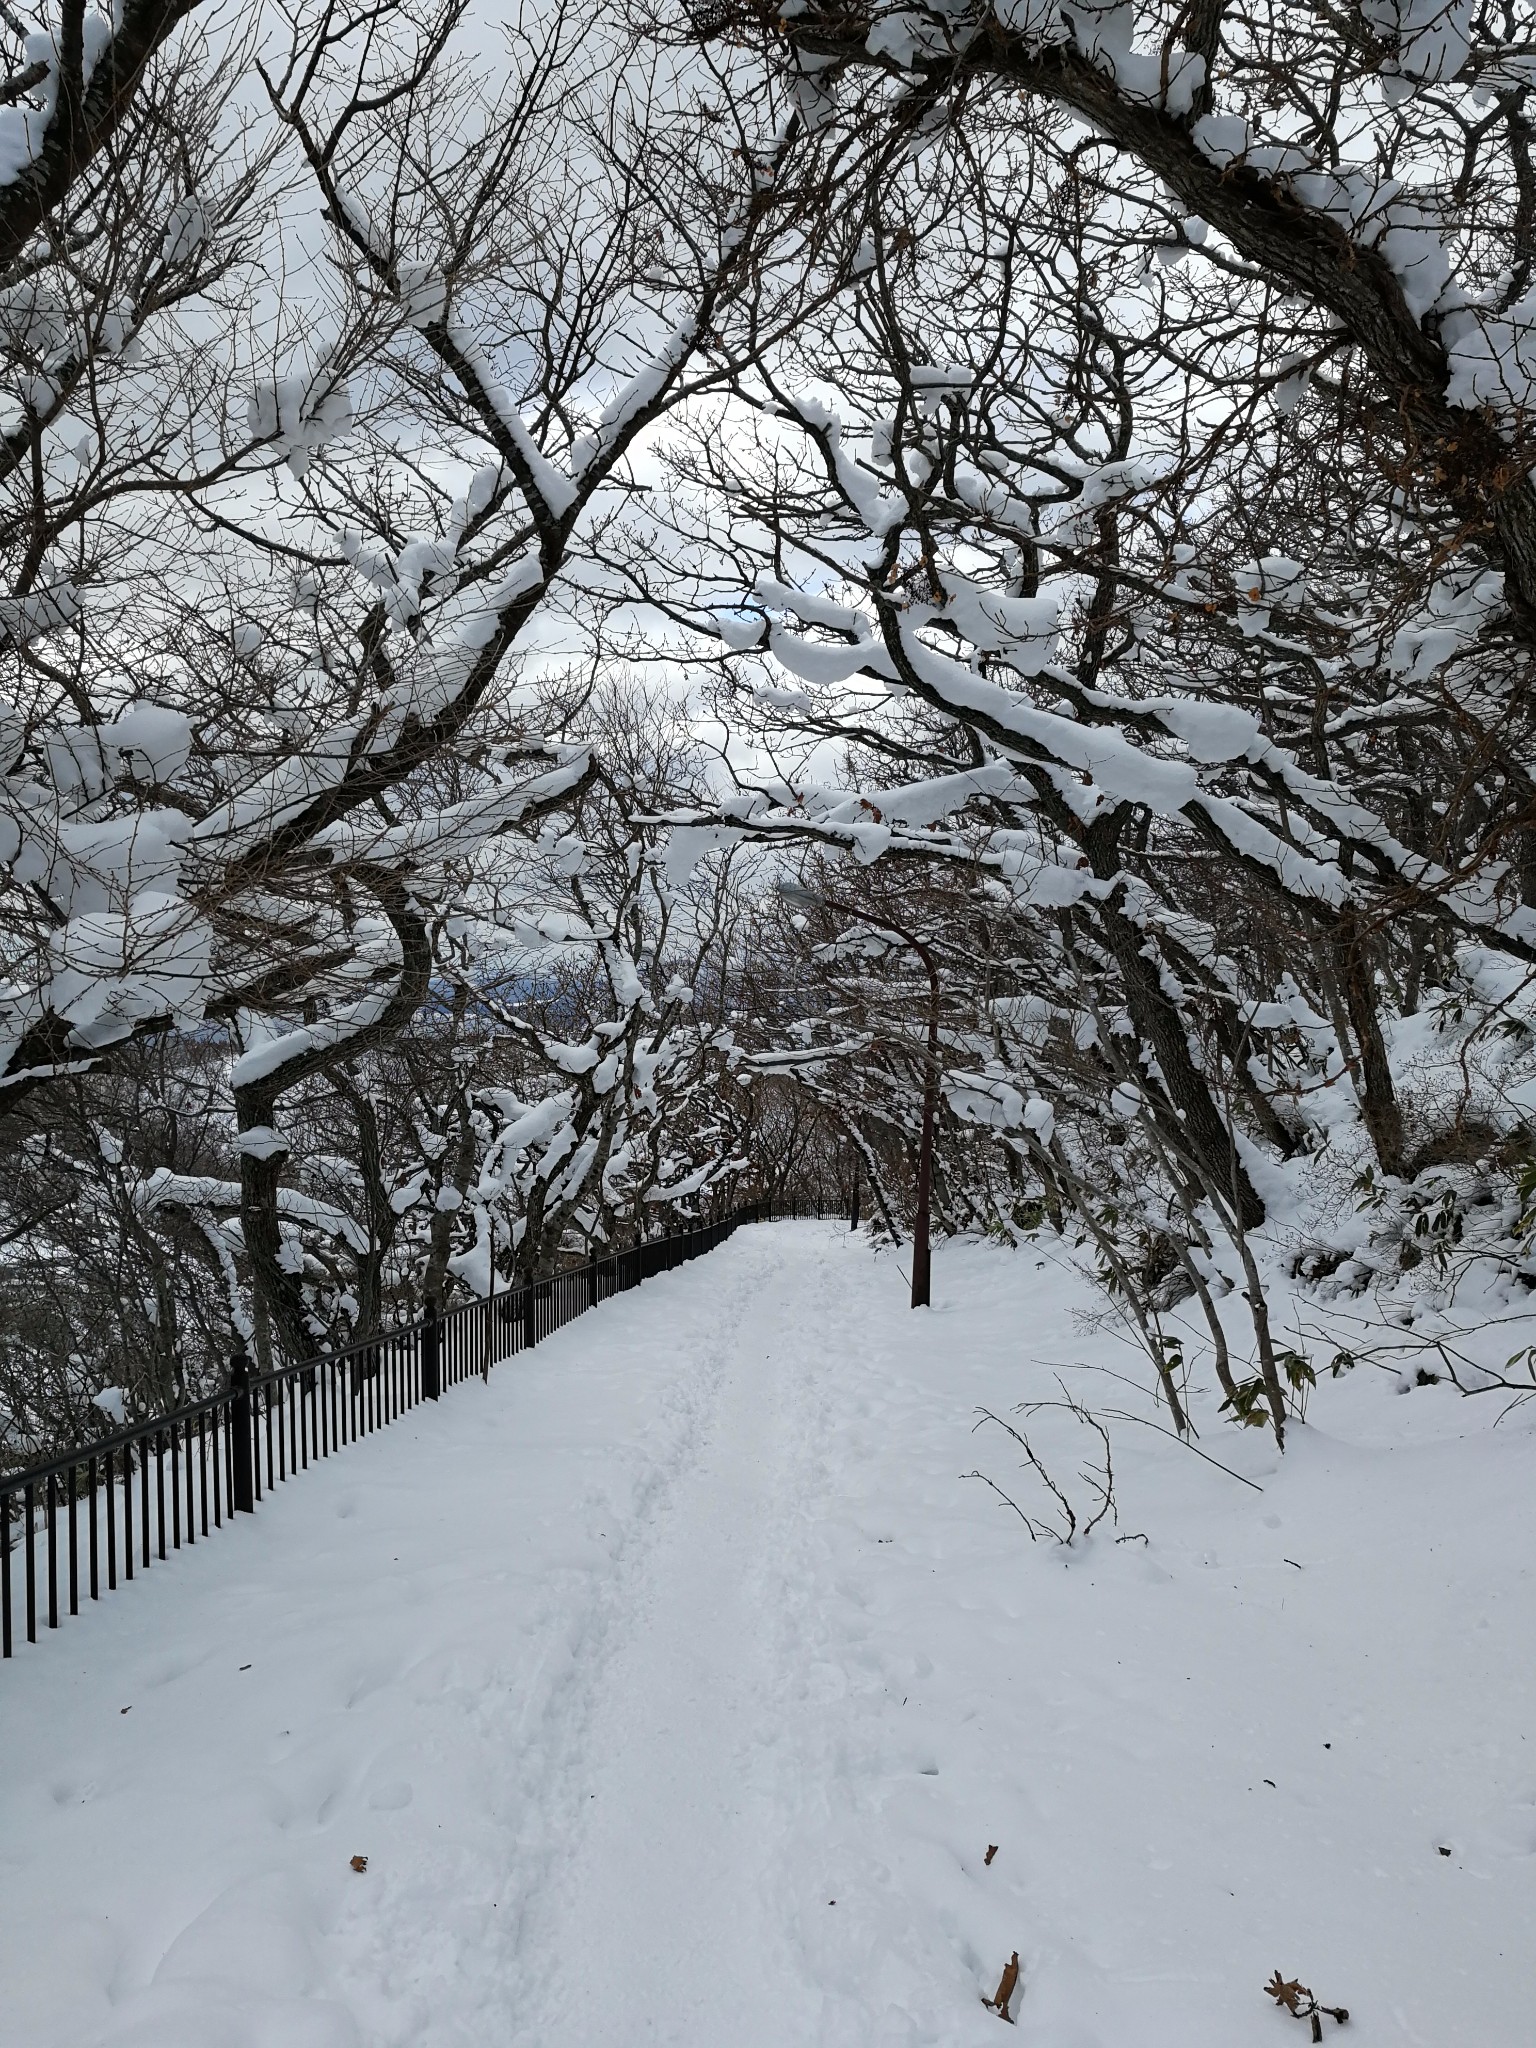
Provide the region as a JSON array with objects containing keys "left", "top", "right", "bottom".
[{"left": 2, "top": 1220, "right": 1531, "bottom": 2048}]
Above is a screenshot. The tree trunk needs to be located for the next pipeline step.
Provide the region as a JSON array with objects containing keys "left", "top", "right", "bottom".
[{"left": 1334, "top": 911, "right": 1406, "bottom": 1180}]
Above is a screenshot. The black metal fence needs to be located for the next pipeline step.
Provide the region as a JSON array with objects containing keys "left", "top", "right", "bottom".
[{"left": 1, "top": 1201, "right": 775, "bottom": 1661}]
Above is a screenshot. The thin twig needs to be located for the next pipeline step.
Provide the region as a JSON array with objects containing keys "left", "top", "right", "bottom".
[{"left": 961, "top": 1468, "right": 1047, "bottom": 1540}]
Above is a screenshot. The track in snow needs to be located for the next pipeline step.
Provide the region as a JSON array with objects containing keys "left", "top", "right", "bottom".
[{"left": 507, "top": 1227, "right": 839, "bottom": 2046}]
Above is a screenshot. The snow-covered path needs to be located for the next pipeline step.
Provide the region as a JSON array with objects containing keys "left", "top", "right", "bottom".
[
  {"left": 3, "top": 1221, "right": 1534, "bottom": 2047},
  {"left": 510, "top": 1225, "right": 833, "bottom": 2046}
]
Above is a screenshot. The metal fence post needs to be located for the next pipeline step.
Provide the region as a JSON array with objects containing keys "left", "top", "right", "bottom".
[
  {"left": 422, "top": 1297, "right": 441, "bottom": 1401},
  {"left": 1, "top": 1488, "right": 11, "bottom": 1658},
  {"left": 230, "top": 1352, "right": 255, "bottom": 1514}
]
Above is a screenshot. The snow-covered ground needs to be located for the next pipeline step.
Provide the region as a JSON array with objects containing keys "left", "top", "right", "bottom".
[{"left": 2, "top": 1220, "right": 1532, "bottom": 2047}]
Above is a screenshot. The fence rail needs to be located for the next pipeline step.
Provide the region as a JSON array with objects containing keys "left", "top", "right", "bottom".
[{"left": 1, "top": 1200, "right": 776, "bottom": 1662}]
